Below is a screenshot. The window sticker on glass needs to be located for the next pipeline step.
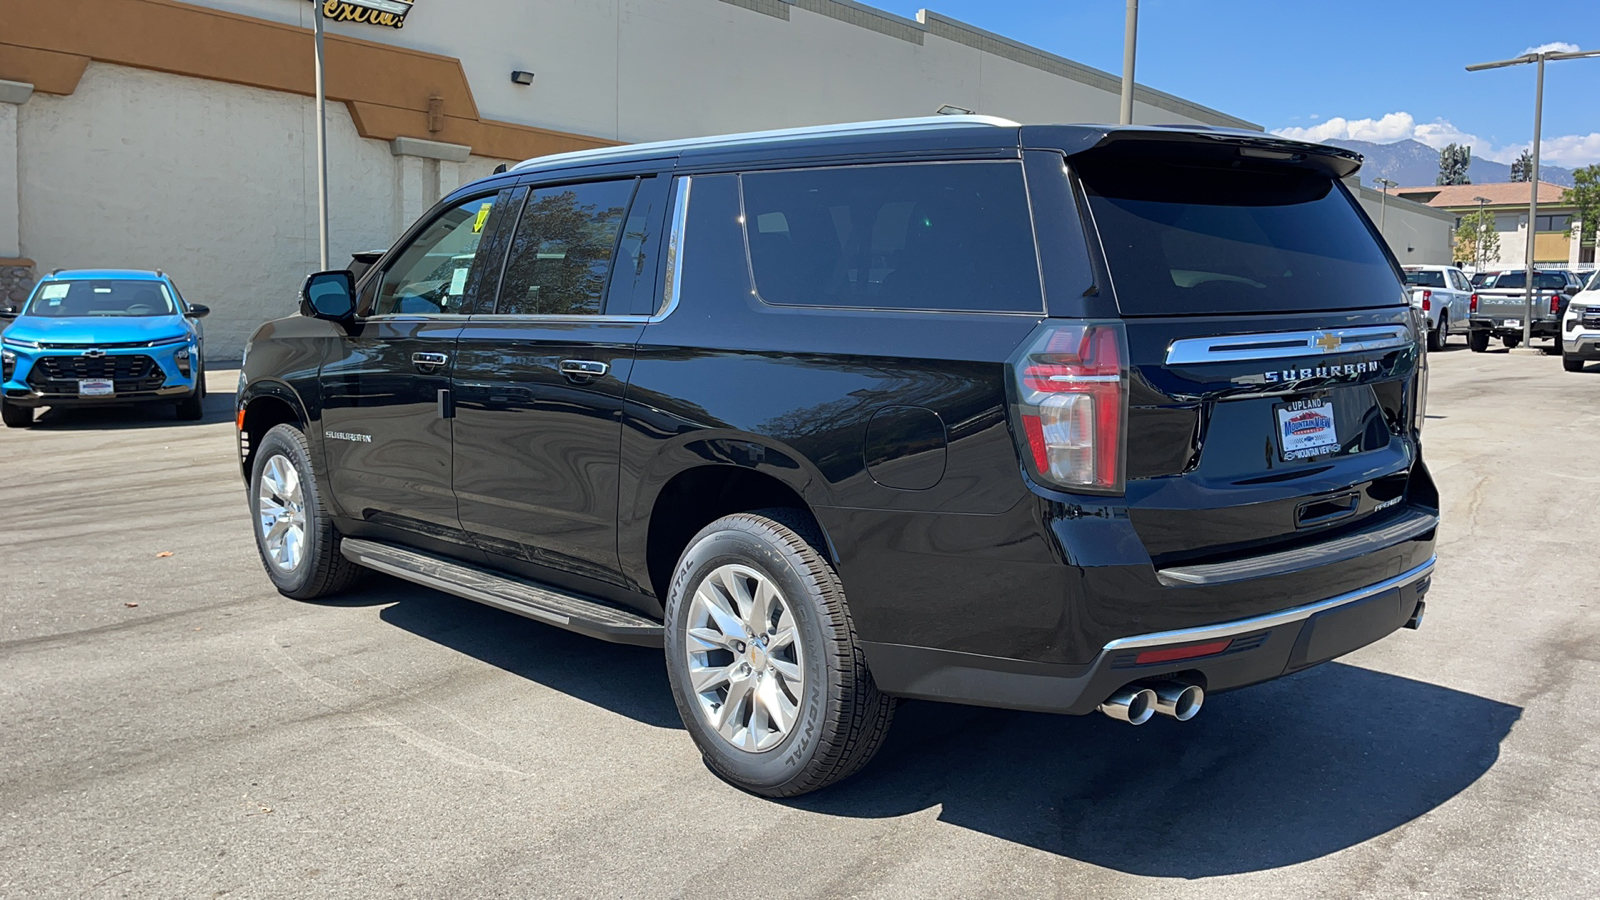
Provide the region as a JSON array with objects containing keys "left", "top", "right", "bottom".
[
  {"left": 1276, "top": 398, "right": 1339, "bottom": 461},
  {"left": 40, "top": 283, "right": 70, "bottom": 300},
  {"left": 448, "top": 266, "right": 469, "bottom": 296}
]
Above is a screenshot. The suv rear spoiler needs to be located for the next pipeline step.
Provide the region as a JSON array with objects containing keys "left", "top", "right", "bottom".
[{"left": 1023, "top": 125, "right": 1363, "bottom": 179}]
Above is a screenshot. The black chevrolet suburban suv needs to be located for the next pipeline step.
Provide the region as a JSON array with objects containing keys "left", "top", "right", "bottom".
[{"left": 238, "top": 116, "right": 1437, "bottom": 797}]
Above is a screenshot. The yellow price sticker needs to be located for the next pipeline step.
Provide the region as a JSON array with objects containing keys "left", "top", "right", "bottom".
[{"left": 473, "top": 202, "right": 493, "bottom": 234}]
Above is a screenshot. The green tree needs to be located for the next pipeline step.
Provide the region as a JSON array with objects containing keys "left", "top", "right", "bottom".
[
  {"left": 1510, "top": 149, "right": 1534, "bottom": 182},
  {"left": 1569, "top": 164, "right": 1600, "bottom": 252},
  {"left": 1437, "top": 143, "right": 1472, "bottom": 186},
  {"left": 1454, "top": 208, "right": 1501, "bottom": 268}
]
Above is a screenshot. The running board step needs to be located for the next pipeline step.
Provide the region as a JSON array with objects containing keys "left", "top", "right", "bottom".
[{"left": 340, "top": 539, "right": 664, "bottom": 647}]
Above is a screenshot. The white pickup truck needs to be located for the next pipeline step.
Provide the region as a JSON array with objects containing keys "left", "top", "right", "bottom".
[
  {"left": 1468, "top": 269, "right": 1586, "bottom": 353},
  {"left": 1403, "top": 265, "right": 1472, "bottom": 351},
  {"left": 1561, "top": 271, "right": 1600, "bottom": 372}
]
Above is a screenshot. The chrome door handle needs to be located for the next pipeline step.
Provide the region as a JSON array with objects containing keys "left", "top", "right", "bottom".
[
  {"left": 558, "top": 359, "right": 608, "bottom": 381},
  {"left": 412, "top": 351, "right": 449, "bottom": 371}
]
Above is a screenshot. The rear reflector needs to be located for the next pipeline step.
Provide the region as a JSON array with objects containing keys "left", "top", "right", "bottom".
[{"left": 1134, "top": 639, "right": 1233, "bottom": 665}]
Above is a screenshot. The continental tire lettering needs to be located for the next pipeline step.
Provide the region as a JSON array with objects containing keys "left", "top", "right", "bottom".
[{"left": 784, "top": 695, "right": 821, "bottom": 767}]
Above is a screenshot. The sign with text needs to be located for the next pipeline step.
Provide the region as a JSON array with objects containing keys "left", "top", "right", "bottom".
[{"left": 308, "top": 0, "right": 414, "bottom": 30}]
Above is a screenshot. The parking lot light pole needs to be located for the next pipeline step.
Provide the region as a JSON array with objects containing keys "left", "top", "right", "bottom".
[
  {"left": 1467, "top": 46, "right": 1600, "bottom": 349},
  {"left": 1375, "top": 178, "right": 1397, "bottom": 234},
  {"left": 308, "top": 0, "right": 414, "bottom": 272},
  {"left": 1119, "top": 0, "right": 1137, "bottom": 125},
  {"left": 1473, "top": 196, "right": 1490, "bottom": 272}
]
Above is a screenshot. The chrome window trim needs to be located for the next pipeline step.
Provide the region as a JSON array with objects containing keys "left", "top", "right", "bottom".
[
  {"left": 462, "top": 314, "right": 650, "bottom": 325},
  {"left": 652, "top": 176, "right": 692, "bottom": 324},
  {"left": 1164, "top": 325, "right": 1413, "bottom": 365},
  {"left": 1101, "top": 556, "right": 1435, "bottom": 652}
]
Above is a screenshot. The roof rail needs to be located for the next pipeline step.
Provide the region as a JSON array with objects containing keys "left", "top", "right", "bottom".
[{"left": 511, "top": 115, "right": 1022, "bottom": 172}]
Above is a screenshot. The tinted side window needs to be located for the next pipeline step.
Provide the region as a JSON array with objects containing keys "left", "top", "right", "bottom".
[
  {"left": 375, "top": 195, "right": 502, "bottom": 316},
  {"left": 497, "top": 179, "right": 634, "bottom": 316},
  {"left": 740, "top": 162, "right": 1043, "bottom": 313}
]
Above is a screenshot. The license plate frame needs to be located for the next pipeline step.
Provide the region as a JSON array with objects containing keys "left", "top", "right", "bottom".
[
  {"left": 1502, "top": 318, "right": 1521, "bottom": 328},
  {"left": 78, "top": 378, "right": 114, "bottom": 397},
  {"left": 1274, "top": 397, "right": 1340, "bottom": 462}
]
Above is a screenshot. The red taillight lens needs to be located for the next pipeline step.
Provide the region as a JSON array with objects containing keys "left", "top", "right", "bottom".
[
  {"left": 1421, "top": 289, "right": 1431, "bottom": 312},
  {"left": 1010, "top": 322, "right": 1127, "bottom": 492},
  {"left": 1470, "top": 293, "right": 1478, "bottom": 313},
  {"left": 1550, "top": 294, "right": 1561, "bottom": 314}
]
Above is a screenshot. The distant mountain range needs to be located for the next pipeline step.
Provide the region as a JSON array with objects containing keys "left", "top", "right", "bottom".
[{"left": 1324, "top": 139, "right": 1576, "bottom": 189}]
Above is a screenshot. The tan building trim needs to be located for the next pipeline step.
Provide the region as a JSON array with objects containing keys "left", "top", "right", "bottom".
[
  {"left": 0, "top": 257, "right": 36, "bottom": 267},
  {"left": 0, "top": 0, "right": 617, "bottom": 160}
]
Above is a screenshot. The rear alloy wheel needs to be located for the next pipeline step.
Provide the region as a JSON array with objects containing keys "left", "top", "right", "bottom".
[
  {"left": 249, "top": 423, "right": 361, "bottom": 600},
  {"left": 1, "top": 400, "right": 32, "bottom": 428},
  {"left": 1468, "top": 330, "right": 1490, "bottom": 353},
  {"left": 1428, "top": 313, "right": 1447, "bottom": 352},
  {"left": 664, "top": 510, "right": 894, "bottom": 797}
]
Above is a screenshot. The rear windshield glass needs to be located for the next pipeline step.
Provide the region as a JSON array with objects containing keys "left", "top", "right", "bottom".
[
  {"left": 740, "top": 162, "right": 1043, "bottom": 313},
  {"left": 1404, "top": 270, "right": 1445, "bottom": 288},
  {"left": 1486, "top": 272, "right": 1569, "bottom": 291},
  {"left": 24, "top": 280, "right": 176, "bottom": 317},
  {"left": 1077, "top": 160, "right": 1401, "bottom": 315}
]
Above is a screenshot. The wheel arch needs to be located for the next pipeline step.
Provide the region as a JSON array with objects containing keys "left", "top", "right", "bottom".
[{"left": 238, "top": 380, "right": 310, "bottom": 482}]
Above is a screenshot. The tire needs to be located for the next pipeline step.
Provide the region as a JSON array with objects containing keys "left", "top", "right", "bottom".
[
  {"left": 248, "top": 423, "right": 362, "bottom": 600},
  {"left": 176, "top": 364, "right": 206, "bottom": 420},
  {"left": 1565, "top": 354, "right": 1586, "bottom": 373},
  {"left": 1427, "top": 314, "right": 1446, "bottom": 352},
  {"left": 1543, "top": 337, "right": 1563, "bottom": 356},
  {"left": 1468, "top": 330, "right": 1489, "bottom": 353},
  {"left": 1502, "top": 334, "right": 1521, "bottom": 349},
  {"left": 663, "top": 509, "right": 894, "bottom": 798},
  {"left": 1, "top": 400, "right": 32, "bottom": 428}
]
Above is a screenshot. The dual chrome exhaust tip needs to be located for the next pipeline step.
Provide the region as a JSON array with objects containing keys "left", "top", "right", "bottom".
[{"left": 1098, "top": 681, "right": 1205, "bottom": 725}]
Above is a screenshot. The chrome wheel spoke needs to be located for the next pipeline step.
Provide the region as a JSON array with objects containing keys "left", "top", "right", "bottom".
[
  {"left": 257, "top": 453, "right": 308, "bottom": 573},
  {"left": 684, "top": 561, "right": 805, "bottom": 754}
]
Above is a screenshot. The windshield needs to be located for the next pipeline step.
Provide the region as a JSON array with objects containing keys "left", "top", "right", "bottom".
[
  {"left": 24, "top": 280, "right": 177, "bottom": 317},
  {"left": 1486, "top": 272, "right": 1568, "bottom": 291},
  {"left": 1404, "top": 270, "right": 1445, "bottom": 288},
  {"left": 1077, "top": 159, "right": 1401, "bottom": 315},
  {"left": 1586, "top": 271, "right": 1600, "bottom": 292}
]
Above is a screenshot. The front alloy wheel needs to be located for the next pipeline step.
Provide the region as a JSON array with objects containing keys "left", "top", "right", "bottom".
[
  {"left": 248, "top": 423, "right": 361, "bottom": 600},
  {"left": 257, "top": 454, "right": 308, "bottom": 573}
]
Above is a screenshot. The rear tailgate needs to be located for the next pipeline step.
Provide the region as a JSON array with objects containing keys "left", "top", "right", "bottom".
[{"left": 1072, "top": 143, "right": 1430, "bottom": 569}]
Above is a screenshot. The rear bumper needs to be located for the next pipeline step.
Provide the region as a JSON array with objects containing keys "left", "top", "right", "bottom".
[
  {"left": 1470, "top": 316, "right": 1558, "bottom": 338},
  {"left": 866, "top": 557, "right": 1433, "bottom": 714}
]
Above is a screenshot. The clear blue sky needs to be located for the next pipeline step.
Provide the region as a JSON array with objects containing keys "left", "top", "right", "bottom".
[{"left": 881, "top": 0, "right": 1600, "bottom": 167}]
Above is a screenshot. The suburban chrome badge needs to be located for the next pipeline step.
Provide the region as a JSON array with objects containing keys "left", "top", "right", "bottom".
[
  {"left": 324, "top": 430, "right": 373, "bottom": 443},
  {"left": 1233, "top": 359, "right": 1382, "bottom": 386}
]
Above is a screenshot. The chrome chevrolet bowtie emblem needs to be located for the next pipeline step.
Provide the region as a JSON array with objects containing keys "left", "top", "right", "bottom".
[
  {"left": 83, "top": 348, "right": 106, "bottom": 358},
  {"left": 1314, "top": 333, "right": 1342, "bottom": 352}
]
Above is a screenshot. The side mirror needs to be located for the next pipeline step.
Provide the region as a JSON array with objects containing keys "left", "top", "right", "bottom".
[
  {"left": 186, "top": 303, "right": 211, "bottom": 319},
  {"left": 300, "top": 270, "right": 357, "bottom": 322},
  {"left": 1565, "top": 286, "right": 1581, "bottom": 297},
  {"left": 0, "top": 306, "right": 17, "bottom": 320}
]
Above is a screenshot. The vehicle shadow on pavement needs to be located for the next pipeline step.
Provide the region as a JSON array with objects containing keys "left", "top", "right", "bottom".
[
  {"left": 368, "top": 580, "right": 682, "bottom": 730},
  {"left": 792, "top": 662, "right": 1520, "bottom": 877},
  {"left": 25, "top": 390, "right": 237, "bottom": 430}
]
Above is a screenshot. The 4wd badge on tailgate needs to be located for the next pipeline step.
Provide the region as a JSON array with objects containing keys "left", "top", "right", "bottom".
[{"left": 1276, "top": 398, "right": 1339, "bottom": 460}]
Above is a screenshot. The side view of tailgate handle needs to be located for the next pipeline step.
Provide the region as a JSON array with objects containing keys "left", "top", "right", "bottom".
[
  {"left": 558, "top": 359, "right": 608, "bottom": 381},
  {"left": 412, "top": 352, "right": 449, "bottom": 372}
]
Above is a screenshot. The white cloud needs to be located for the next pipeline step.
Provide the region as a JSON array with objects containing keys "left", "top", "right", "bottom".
[
  {"left": 1522, "top": 41, "right": 1580, "bottom": 55},
  {"left": 1271, "top": 110, "right": 1600, "bottom": 168}
]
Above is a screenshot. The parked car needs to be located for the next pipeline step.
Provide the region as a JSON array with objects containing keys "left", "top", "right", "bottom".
[
  {"left": 1403, "top": 264, "right": 1472, "bottom": 350},
  {"left": 1561, "top": 270, "right": 1600, "bottom": 372},
  {"left": 1, "top": 269, "right": 209, "bottom": 427},
  {"left": 236, "top": 117, "right": 1436, "bottom": 797},
  {"left": 1468, "top": 268, "right": 1585, "bottom": 352}
]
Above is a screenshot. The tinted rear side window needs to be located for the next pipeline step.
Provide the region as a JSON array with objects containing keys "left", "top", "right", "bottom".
[
  {"left": 1404, "top": 270, "right": 1445, "bottom": 288},
  {"left": 740, "top": 162, "right": 1042, "bottom": 313},
  {"left": 1078, "top": 160, "right": 1401, "bottom": 315}
]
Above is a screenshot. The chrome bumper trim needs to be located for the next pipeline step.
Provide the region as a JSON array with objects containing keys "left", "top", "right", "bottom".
[{"left": 1102, "top": 556, "right": 1436, "bottom": 652}]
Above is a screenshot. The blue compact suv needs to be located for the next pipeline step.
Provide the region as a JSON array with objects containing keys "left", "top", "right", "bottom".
[{"left": 1, "top": 269, "right": 210, "bottom": 427}]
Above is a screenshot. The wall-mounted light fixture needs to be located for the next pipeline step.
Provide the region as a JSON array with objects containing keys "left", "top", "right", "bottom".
[{"left": 511, "top": 70, "right": 535, "bottom": 86}]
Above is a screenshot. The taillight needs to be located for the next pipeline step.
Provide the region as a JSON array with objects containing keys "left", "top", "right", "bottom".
[
  {"left": 1009, "top": 322, "right": 1127, "bottom": 493},
  {"left": 1421, "top": 289, "right": 1431, "bottom": 312},
  {"left": 1550, "top": 294, "right": 1561, "bottom": 315},
  {"left": 1470, "top": 293, "right": 1478, "bottom": 313}
]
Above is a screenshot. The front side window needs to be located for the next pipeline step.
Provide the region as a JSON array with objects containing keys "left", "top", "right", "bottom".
[
  {"left": 24, "top": 280, "right": 177, "bottom": 317},
  {"left": 373, "top": 195, "right": 501, "bottom": 316},
  {"left": 496, "top": 179, "right": 634, "bottom": 316},
  {"left": 740, "top": 162, "right": 1043, "bottom": 313}
]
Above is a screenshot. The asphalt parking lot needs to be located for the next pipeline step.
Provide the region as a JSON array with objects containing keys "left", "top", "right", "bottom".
[{"left": 3, "top": 346, "right": 1598, "bottom": 899}]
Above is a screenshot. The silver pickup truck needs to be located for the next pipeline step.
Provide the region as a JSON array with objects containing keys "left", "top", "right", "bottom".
[{"left": 1468, "top": 269, "right": 1586, "bottom": 352}]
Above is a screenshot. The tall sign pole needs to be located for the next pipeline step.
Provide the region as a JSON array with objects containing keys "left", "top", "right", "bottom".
[
  {"left": 313, "top": 6, "right": 329, "bottom": 271},
  {"left": 1119, "top": 0, "right": 1138, "bottom": 125}
]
